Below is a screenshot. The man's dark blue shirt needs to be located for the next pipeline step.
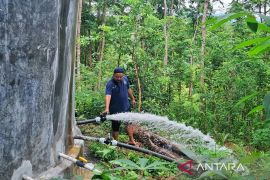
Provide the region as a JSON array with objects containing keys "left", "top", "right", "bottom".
[{"left": 105, "top": 76, "right": 130, "bottom": 114}]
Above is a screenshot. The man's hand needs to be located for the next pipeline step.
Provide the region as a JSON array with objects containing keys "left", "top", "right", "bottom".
[
  {"left": 102, "top": 110, "right": 109, "bottom": 116},
  {"left": 131, "top": 98, "right": 136, "bottom": 108}
]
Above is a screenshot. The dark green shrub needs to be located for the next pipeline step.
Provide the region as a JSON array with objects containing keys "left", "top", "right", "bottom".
[{"left": 252, "top": 128, "right": 270, "bottom": 150}]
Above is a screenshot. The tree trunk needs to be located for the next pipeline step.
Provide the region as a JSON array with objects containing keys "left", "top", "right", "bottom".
[
  {"left": 135, "top": 63, "right": 142, "bottom": 112},
  {"left": 96, "top": 2, "right": 107, "bottom": 90},
  {"left": 263, "top": 1, "right": 267, "bottom": 15},
  {"left": 76, "top": 0, "right": 83, "bottom": 77},
  {"left": 88, "top": 0, "right": 93, "bottom": 68},
  {"left": 258, "top": 2, "right": 262, "bottom": 22},
  {"left": 163, "top": 0, "right": 169, "bottom": 66},
  {"left": 117, "top": 43, "right": 122, "bottom": 67},
  {"left": 189, "top": 6, "right": 200, "bottom": 97},
  {"left": 88, "top": 41, "right": 93, "bottom": 67},
  {"left": 170, "top": 0, "right": 174, "bottom": 15},
  {"left": 200, "top": 0, "right": 209, "bottom": 86},
  {"left": 97, "top": 2, "right": 107, "bottom": 62},
  {"left": 132, "top": 43, "right": 142, "bottom": 112},
  {"left": 97, "top": 33, "right": 105, "bottom": 90}
]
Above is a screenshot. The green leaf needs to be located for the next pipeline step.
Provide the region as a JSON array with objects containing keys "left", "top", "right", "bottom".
[
  {"left": 248, "top": 39, "right": 270, "bottom": 56},
  {"left": 264, "top": 119, "right": 270, "bottom": 127},
  {"left": 92, "top": 172, "right": 120, "bottom": 180},
  {"left": 198, "top": 170, "right": 227, "bottom": 179},
  {"left": 234, "top": 92, "right": 258, "bottom": 107},
  {"left": 258, "top": 23, "right": 270, "bottom": 32},
  {"left": 222, "top": 133, "right": 230, "bottom": 144},
  {"left": 234, "top": 37, "right": 270, "bottom": 50},
  {"left": 138, "top": 158, "right": 149, "bottom": 168},
  {"left": 239, "top": 151, "right": 261, "bottom": 164},
  {"left": 247, "top": 105, "right": 264, "bottom": 116},
  {"left": 209, "top": 12, "right": 249, "bottom": 30},
  {"left": 97, "top": 149, "right": 112, "bottom": 158},
  {"left": 246, "top": 15, "right": 259, "bottom": 33},
  {"left": 110, "top": 159, "right": 140, "bottom": 169},
  {"left": 144, "top": 161, "right": 170, "bottom": 169}
]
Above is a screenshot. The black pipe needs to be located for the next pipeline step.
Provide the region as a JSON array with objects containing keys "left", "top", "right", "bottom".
[
  {"left": 74, "top": 135, "right": 178, "bottom": 163},
  {"left": 77, "top": 119, "right": 97, "bottom": 125},
  {"left": 116, "top": 142, "right": 176, "bottom": 162},
  {"left": 74, "top": 135, "right": 200, "bottom": 176},
  {"left": 76, "top": 114, "right": 107, "bottom": 125}
]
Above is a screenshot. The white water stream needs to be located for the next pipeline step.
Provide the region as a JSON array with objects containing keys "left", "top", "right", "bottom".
[{"left": 107, "top": 112, "right": 229, "bottom": 153}]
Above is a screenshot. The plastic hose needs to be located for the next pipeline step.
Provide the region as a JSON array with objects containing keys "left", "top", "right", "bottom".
[
  {"left": 76, "top": 114, "right": 107, "bottom": 125},
  {"left": 59, "top": 153, "right": 95, "bottom": 171},
  {"left": 74, "top": 135, "right": 176, "bottom": 163},
  {"left": 116, "top": 142, "right": 175, "bottom": 162},
  {"left": 76, "top": 118, "right": 98, "bottom": 125}
]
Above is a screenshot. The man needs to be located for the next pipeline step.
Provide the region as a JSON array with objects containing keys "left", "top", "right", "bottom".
[{"left": 103, "top": 67, "right": 137, "bottom": 145}]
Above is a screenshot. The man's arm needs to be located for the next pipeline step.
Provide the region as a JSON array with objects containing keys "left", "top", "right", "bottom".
[
  {"left": 128, "top": 88, "right": 136, "bottom": 107},
  {"left": 104, "top": 95, "right": 111, "bottom": 113}
]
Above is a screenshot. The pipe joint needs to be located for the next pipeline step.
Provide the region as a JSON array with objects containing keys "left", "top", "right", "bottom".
[
  {"left": 100, "top": 114, "right": 107, "bottom": 122},
  {"left": 99, "top": 137, "right": 117, "bottom": 146},
  {"left": 95, "top": 117, "right": 101, "bottom": 123},
  {"left": 111, "top": 140, "right": 118, "bottom": 146},
  {"left": 99, "top": 138, "right": 106, "bottom": 144},
  {"left": 104, "top": 138, "right": 111, "bottom": 145},
  {"left": 75, "top": 160, "right": 85, "bottom": 168}
]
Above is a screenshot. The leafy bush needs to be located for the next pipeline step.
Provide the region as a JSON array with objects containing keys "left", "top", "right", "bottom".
[
  {"left": 252, "top": 128, "right": 270, "bottom": 150},
  {"left": 110, "top": 158, "right": 170, "bottom": 178},
  {"left": 89, "top": 142, "right": 121, "bottom": 161},
  {"left": 75, "top": 65, "right": 105, "bottom": 119}
]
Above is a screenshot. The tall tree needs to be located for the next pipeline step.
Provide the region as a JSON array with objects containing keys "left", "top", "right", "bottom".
[
  {"left": 76, "top": 0, "right": 83, "bottom": 76},
  {"left": 88, "top": 0, "right": 93, "bottom": 67},
  {"left": 163, "top": 0, "right": 169, "bottom": 65},
  {"left": 97, "top": 1, "right": 107, "bottom": 90},
  {"left": 189, "top": 6, "right": 200, "bottom": 97},
  {"left": 200, "top": 0, "right": 209, "bottom": 85}
]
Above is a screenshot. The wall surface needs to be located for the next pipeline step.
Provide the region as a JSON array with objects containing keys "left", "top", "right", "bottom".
[{"left": 0, "top": 0, "right": 78, "bottom": 179}]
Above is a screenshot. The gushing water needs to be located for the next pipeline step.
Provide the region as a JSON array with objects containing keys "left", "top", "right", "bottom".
[{"left": 107, "top": 112, "right": 228, "bottom": 152}]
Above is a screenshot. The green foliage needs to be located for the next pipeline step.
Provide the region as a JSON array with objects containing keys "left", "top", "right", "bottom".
[
  {"left": 252, "top": 128, "right": 270, "bottom": 150},
  {"left": 110, "top": 158, "right": 170, "bottom": 178},
  {"left": 209, "top": 12, "right": 249, "bottom": 31},
  {"left": 89, "top": 142, "right": 119, "bottom": 161},
  {"left": 232, "top": 145, "right": 270, "bottom": 179},
  {"left": 209, "top": 12, "right": 270, "bottom": 56},
  {"left": 78, "top": 1, "right": 270, "bottom": 148},
  {"left": 77, "top": 1, "right": 270, "bottom": 179},
  {"left": 75, "top": 65, "right": 104, "bottom": 119},
  {"left": 198, "top": 170, "right": 227, "bottom": 180}
]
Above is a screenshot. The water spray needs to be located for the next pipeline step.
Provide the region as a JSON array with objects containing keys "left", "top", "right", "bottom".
[{"left": 76, "top": 112, "right": 221, "bottom": 152}]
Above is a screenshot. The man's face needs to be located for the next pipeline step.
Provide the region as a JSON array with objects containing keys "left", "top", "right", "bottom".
[{"left": 113, "top": 73, "right": 124, "bottom": 82}]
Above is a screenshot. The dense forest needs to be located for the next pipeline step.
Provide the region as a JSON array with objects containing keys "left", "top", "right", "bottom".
[{"left": 74, "top": 0, "right": 270, "bottom": 179}]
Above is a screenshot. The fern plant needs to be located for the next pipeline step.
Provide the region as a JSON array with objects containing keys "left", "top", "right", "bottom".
[{"left": 110, "top": 158, "right": 170, "bottom": 178}]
